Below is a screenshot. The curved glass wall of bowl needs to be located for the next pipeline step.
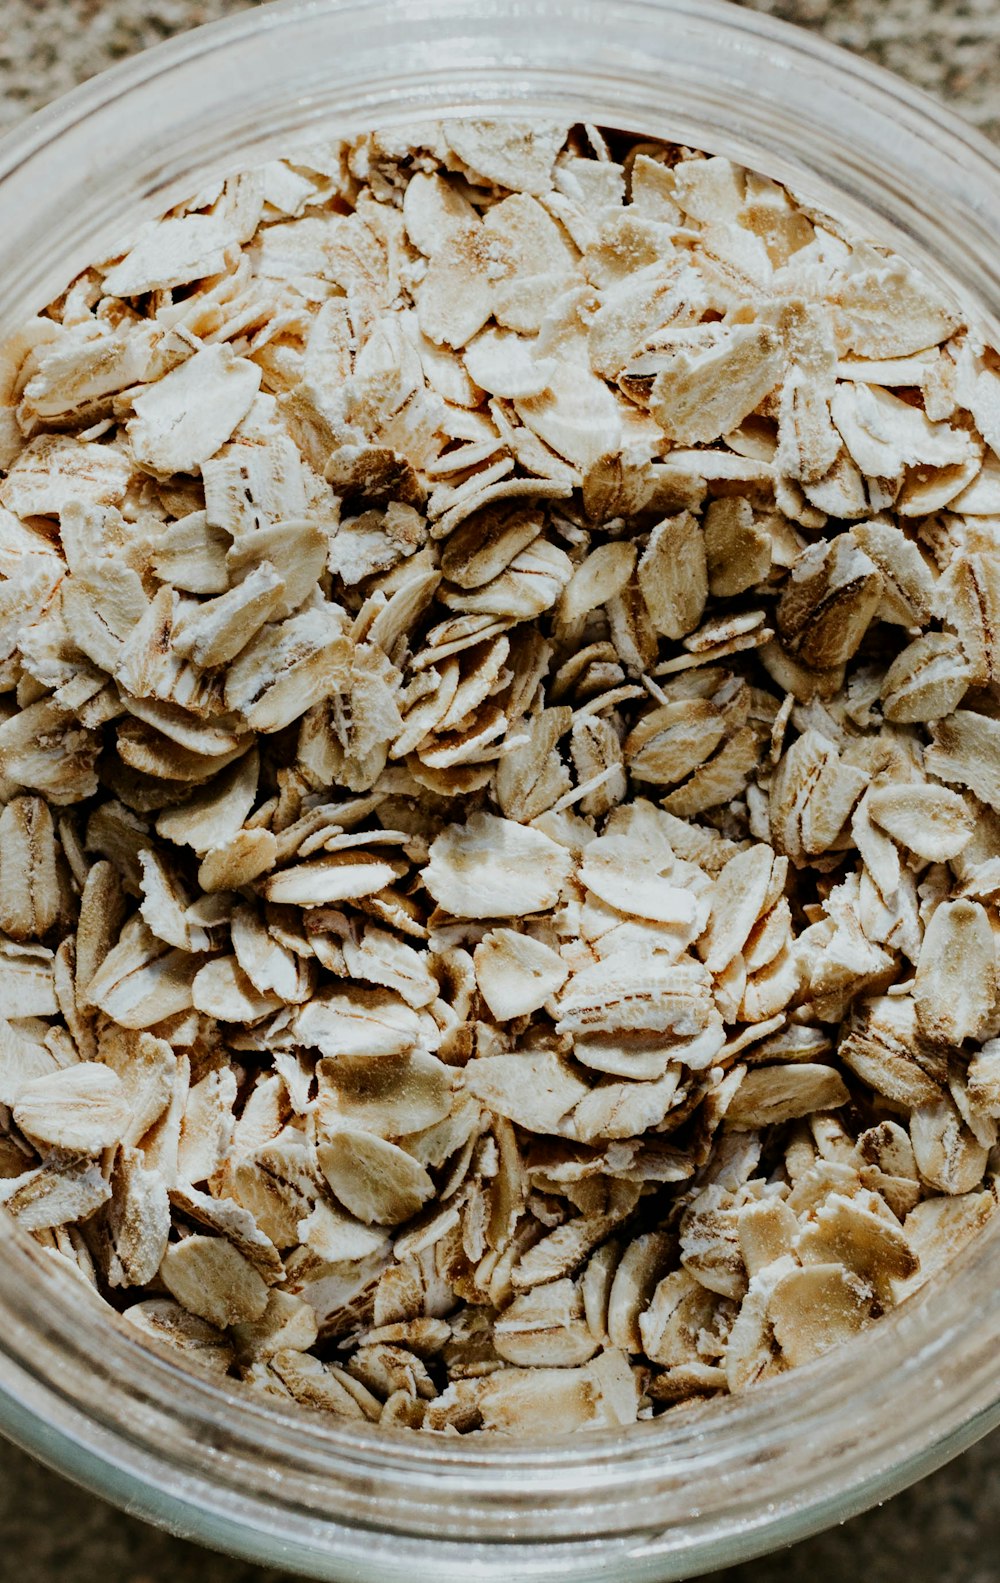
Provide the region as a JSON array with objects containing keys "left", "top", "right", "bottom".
[
  {"left": 1, "top": 1, "right": 1000, "bottom": 1579},
  {"left": 2, "top": 1214, "right": 1000, "bottom": 1581},
  {"left": 0, "top": 0, "right": 999, "bottom": 337}
]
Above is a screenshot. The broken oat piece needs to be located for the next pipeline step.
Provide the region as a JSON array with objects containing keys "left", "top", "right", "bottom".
[{"left": 0, "top": 119, "right": 998, "bottom": 1438}]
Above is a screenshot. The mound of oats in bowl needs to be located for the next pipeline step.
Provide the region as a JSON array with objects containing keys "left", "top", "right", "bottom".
[{"left": 0, "top": 119, "right": 999, "bottom": 1436}]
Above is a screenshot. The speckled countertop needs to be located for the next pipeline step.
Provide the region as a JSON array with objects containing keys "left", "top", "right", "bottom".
[{"left": 1, "top": 3, "right": 999, "bottom": 1581}]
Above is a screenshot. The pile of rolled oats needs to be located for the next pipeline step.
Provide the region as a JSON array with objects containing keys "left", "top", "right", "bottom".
[{"left": 1, "top": 119, "right": 999, "bottom": 1436}]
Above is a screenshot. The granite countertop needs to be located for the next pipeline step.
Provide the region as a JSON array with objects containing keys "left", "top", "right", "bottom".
[{"left": 1, "top": 2, "right": 999, "bottom": 1580}]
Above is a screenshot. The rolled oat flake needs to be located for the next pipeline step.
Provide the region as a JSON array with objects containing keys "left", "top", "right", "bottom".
[{"left": 0, "top": 118, "right": 998, "bottom": 1435}]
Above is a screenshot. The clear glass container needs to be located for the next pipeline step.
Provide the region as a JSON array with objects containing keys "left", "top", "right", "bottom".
[{"left": 1, "top": 1, "right": 1000, "bottom": 1577}]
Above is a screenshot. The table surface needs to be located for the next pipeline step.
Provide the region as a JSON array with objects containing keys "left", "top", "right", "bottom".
[{"left": 1, "top": 1, "right": 999, "bottom": 1579}]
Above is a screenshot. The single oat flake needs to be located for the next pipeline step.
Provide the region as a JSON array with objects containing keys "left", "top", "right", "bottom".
[{"left": 0, "top": 119, "right": 998, "bottom": 1439}]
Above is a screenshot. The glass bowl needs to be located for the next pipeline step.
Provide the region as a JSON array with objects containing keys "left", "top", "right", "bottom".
[{"left": 1, "top": 1, "right": 1000, "bottom": 1577}]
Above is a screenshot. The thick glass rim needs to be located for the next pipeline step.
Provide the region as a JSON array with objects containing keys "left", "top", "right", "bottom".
[
  {"left": 3, "top": 0, "right": 1000, "bottom": 337},
  {"left": 1, "top": 2, "right": 1000, "bottom": 1577},
  {"left": 5, "top": 1211, "right": 1000, "bottom": 1579}
]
